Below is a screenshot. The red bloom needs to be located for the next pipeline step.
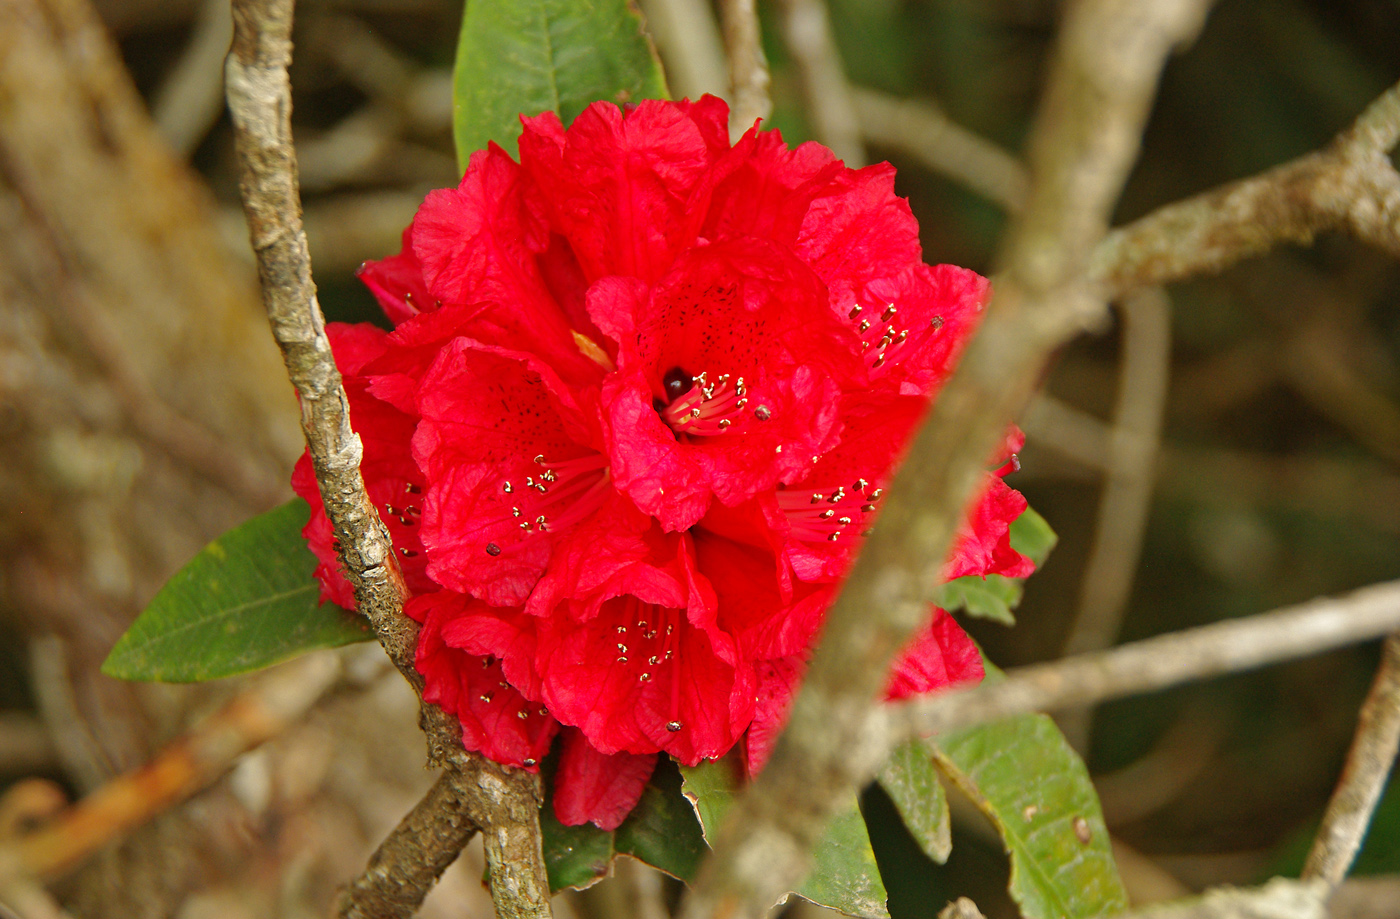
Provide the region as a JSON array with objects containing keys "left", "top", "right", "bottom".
[{"left": 297, "top": 97, "right": 1036, "bottom": 830}]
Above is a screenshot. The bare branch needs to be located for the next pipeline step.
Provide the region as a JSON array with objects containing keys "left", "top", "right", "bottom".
[
  {"left": 678, "top": 3, "right": 1214, "bottom": 917},
  {"left": 337, "top": 771, "right": 481, "bottom": 919},
  {"left": 1303, "top": 632, "right": 1400, "bottom": 887},
  {"left": 719, "top": 0, "right": 770, "bottom": 141},
  {"left": 774, "top": 0, "right": 864, "bottom": 166},
  {"left": 1059, "top": 286, "right": 1173, "bottom": 745},
  {"left": 1115, "top": 878, "right": 1327, "bottom": 919},
  {"left": 1091, "top": 80, "right": 1400, "bottom": 299},
  {"left": 223, "top": 2, "right": 552, "bottom": 916},
  {"left": 852, "top": 88, "right": 1028, "bottom": 212},
  {"left": 894, "top": 579, "right": 1400, "bottom": 737}
]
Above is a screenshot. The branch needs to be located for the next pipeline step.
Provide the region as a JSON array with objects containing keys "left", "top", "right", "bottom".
[
  {"left": 719, "top": 0, "right": 770, "bottom": 141},
  {"left": 678, "top": 3, "right": 1214, "bottom": 917},
  {"left": 224, "top": 3, "right": 552, "bottom": 917},
  {"left": 1091, "top": 80, "right": 1400, "bottom": 299},
  {"left": 1303, "top": 632, "right": 1400, "bottom": 887},
  {"left": 851, "top": 87, "right": 1028, "bottom": 213},
  {"left": 774, "top": 0, "right": 864, "bottom": 166},
  {"left": 893, "top": 579, "right": 1400, "bottom": 737},
  {"left": 336, "top": 771, "right": 482, "bottom": 919},
  {"left": 1115, "top": 878, "right": 1327, "bottom": 919}
]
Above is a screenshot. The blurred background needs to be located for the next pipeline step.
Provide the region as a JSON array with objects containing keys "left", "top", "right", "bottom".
[{"left": 1, "top": 0, "right": 1399, "bottom": 916}]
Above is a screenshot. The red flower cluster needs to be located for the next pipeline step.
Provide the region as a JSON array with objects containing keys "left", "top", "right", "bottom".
[{"left": 294, "top": 98, "right": 1032, "bottom": 830}]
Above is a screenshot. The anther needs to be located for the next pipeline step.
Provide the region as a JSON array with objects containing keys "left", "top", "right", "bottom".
[
  {"left": 486, "top": 543, "right": 502, "bottom": 556},
  {"left": 881, "top": 304, "right": 897, "bottom": 321},
  {"left": 666, "top": 721, "right": 682, "bottom": 732},
  {"left": 640, "top": 672, "right": 651, "bottom": 682},
  {"left": 827, "top": 533, "right": 841, "bottom": 542},
  {"left": 405, "top": 483, "right": 422, "bottom": 494},
  {"left": 810, "top": 493, "right": 824, "bottom": 504},
  {"left": 862, "top": 504, "right": 877, "bottom": 513},
  {"left": 858, "top": 320, "right": 871, "bottom": 332},
  {"left": 839, "top": 516, "right": 852, "bottom": 526},
  {"left": 820, "top": 510, "right": 835, "bottom": 519},
  {"left": 523, "top": 758, "right": 537, "bottom": 767},
  {"left": 853, "top": 478, "right": 869, "bottom": 491},
  {"left": 399, "top": 548, "right": 418, "bottom": 557},
  {"left": 718, "top": 419, "right": 731, "bottom": 429},
  {"left": 503, "top": 482, "right": 513, "bottom": 493},
  {"left": 480, "top": 692, "right": 494, "bottom": 703},
  {"left": 848, "top": 305, "right": 862, "bottom": 319},
  {"left": 754, "top": 405, "right": 772, "bottom": 421},
  {"left": 931, "top": 316, "right": 944, "bottom": 329},
  {"left": 517, "top": 710, "right": 529, "bottom": 720},
  {"left": 871, "top": 489, "right": 883, "bottom": 499},
  {"left": 534, "top": 454, "right": 545, "bottom": 464}
]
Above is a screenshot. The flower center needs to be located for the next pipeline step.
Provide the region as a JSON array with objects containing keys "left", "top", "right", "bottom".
[
  {"left": 483, "top": 453, "right": 611, "bottom": 556},
  {"left": 656, "top": 367, "right": 770, "bottom": 437},
  {"left": 776, "top": 479, "right": 883, "bottom": 545}
]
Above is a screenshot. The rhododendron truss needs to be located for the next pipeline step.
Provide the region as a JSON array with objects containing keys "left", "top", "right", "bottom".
[{"left": 292, "top": 96, "right": 1035, "bottom": 832}]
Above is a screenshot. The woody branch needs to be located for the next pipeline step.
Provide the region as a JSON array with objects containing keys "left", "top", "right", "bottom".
[{"left": 222, "top": 2, "right": 550, "bottom": 917}]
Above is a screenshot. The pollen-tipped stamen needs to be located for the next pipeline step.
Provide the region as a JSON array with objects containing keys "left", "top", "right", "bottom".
[
  {"left": 485, "top": 453, "right": 610, "bottom": 555},
  {"left": 659, "top": 369, "right": 755, "bottom": 436},
  {"left": 777, "top": 478, "right": 883, "bottom": 545}
]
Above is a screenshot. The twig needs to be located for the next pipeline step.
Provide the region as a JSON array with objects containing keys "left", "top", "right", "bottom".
[
  {"left": 719, "top": 0, "right": 770, "bottom": 140},
  {"left": 224, "top": 3, "right": 552, "bottom": 917},
  {"left": 0, "top": 652, "right": 341, "bottom": 882},
  {"left": 774, "top": 0, "right": 864, "bottom": 166},
  {"left": 678, "top": 3, "right": 1213, "bottom": 917},
  {"left": 894, "top": 578, "right": 1400, "bottom": 737},
  {"left": 1303, "top": 632, "right": 1400, "bottom": 887},
  {"left": 1114, "top": 877, "right": 1327, "bottom": 919},
  {"left": 852, "top": 88, "right": 1028, "bottom": 212},
  {"left": 336, "top": 771, "right": 482, "bottom": 919},
  {"left": 1058, "top": 286, "right": 1172, "bottom": 747},
  {"left": 151, "top": 0, "right": 233, "bottom": 157},
  {"left": 636, "top": 0, "right": 727, "bottom": 102},
  {"left": 1091, "top": 80, "right": 1400, "bottom": 300}
]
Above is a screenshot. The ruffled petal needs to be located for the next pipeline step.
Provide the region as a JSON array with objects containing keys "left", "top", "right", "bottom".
[
  {"left": 595, "top": 239, "right": 860, "bottom": 529},
  {"left": 884, "top": 608, "right": 985, "bottom": 701},
  {"left": 553, "top": 730, "right": 657, "bottom": 830},
  {"left": 945, "top": 475, "right": 1034, "bottom": 582},
  {"left": 410, "top": 592, "right": 559, "bottom": 768},
  {"left": 743, "top": 656, "right": 805, "bottom": 778},
  {"left": 518, "top": 101, "right": 718, "bottom": 284}
]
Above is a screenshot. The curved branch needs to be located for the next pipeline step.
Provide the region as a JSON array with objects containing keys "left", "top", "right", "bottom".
[{"left": 224, "top": 3, "right": 551, "bottom": 917}]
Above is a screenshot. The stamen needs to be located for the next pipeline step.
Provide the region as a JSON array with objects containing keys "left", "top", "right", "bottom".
[
  {"left": 484, "top": 454, "right": 610, "bottom": 558},
  {"left": 658, "top": 368, "right": 753, "bottom": 436},
  {"left": 776, "top": 481, "right": 886, "bottom": 546}
]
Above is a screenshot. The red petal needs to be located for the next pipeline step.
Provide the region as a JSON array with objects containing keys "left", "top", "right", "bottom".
[
  {"left": 357, "top": 225, "right": 430, "bottom": 325},
  {"left": 885, "top": 608, "right": 985, "bottom": 701},
  {"left": 410, "top": 592, "right": 559, "bottom": 768},
  {"left": 744, "top": 656, "right": 805, "bottom": 778},
  {"left": 518, "top": 101, "right": 719, "bottom": 284},
  {"left": 945, "top": 475, "right": 1034, "bottom": 581},
  {"left": 553, "top": 730, "right": 657, "bottom": 830}
]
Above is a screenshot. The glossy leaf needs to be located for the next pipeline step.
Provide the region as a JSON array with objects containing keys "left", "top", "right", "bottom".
[
  {"left": 614, "top": 758, "right": 708, "bottom": 881},
  {"left": 931, "top": 714, "right": 1128, "bottom": 919},
  {"left": 681, "top": 757, "right": 890, "bottom": 918},
  {"left": 539, "top": 755, "right": 707, "bottom": 891},
  {"left": 1010, "top": 507, "right": 1058, "bottom": 566},
  {"left": 453, "top": 0, "right": 669, "bottom": 165},
  {"left": 878, "top": 739, "right": 952, "bottom": 864},
  {"left": 102, "top": 500, "right": 371, "bottom": 682}
]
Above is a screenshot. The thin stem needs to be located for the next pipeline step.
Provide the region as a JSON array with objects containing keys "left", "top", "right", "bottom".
[
  {"left": 1303, "top": 632, "right": 1400, "bottom": 887},
  {"left": 894, "top": 579, "right": 1400, "bottom": 738}
]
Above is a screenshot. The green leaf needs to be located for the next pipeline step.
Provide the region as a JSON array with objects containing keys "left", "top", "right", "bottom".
[
  {"left": 936, "top": 506, "right": 1057, "bottom": 626},
  {"left": 615, "top": 758, "right": 708, "bottom": 881},
  {"left": 538, "top": 755, "right": 707, "bottom": 891},
  {"left": 937, "top": 574, "right": 1022, "bottom": 626},
  {"left": 102, "top": 500, "right": 371, "bottom": 682},
  {"left": 1011, "top": 507, "right": 1058, "bottom": 566},
  {"left": 680, "top": 757, "right": 890, "bottom": 918},
  {"left": 453, "top": 0, "right": 670, "bottom": 165},
  {"left": 931, "top": 715, "right": 1129, "bottom": 919},
  {"left": 877, "top": 740, "right": 952, "bottom": 864},
  {"left": 539, "top": 768, "right": 616, "bottom": 891}
]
